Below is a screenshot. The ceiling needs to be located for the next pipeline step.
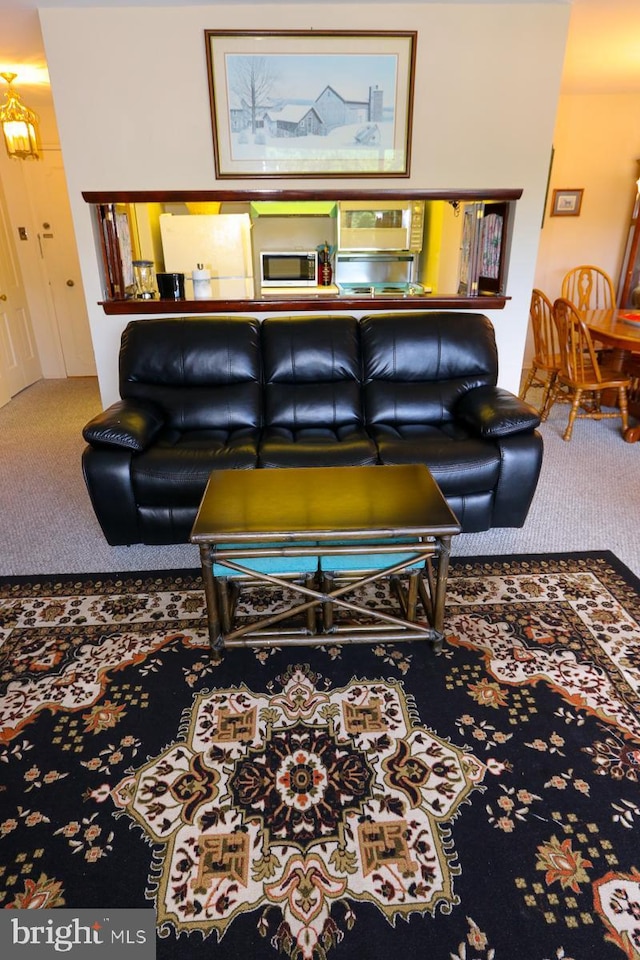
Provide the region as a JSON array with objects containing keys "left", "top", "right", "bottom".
[{"left": 0, "top": 0, "right": 639, "bottom": 95}]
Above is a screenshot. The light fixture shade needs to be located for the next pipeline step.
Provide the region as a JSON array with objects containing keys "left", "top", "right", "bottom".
[{"left": 0, "top": 73, "right": 41, "bottom": 160}]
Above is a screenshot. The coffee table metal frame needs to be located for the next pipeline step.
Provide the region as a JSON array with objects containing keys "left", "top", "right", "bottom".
[{"left": 190, "top": 465, "right": 461, "bottom": 660}]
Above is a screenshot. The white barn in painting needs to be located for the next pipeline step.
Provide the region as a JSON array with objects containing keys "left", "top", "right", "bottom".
[{"left": 236, "top": 82, "right": 385, "bottom": 139}]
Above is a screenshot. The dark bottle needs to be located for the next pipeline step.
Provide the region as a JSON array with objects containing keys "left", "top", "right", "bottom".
[{"left": 319, "top": 243, "right": 332, "bottom": 286}]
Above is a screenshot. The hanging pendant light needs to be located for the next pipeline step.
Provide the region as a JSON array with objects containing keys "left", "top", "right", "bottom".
[{"left": 0, "top": 72, "right": 42, "bottom": 160}]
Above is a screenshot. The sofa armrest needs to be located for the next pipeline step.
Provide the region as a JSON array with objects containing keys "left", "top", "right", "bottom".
[
  {"left": 82, "top": 399, "right": 165, "bottom": 452},
  {"left": 82, "top": 446, "right": 141, "bottom": 545},
  {"left": 455, "top": 386, "right": 541, "bottom": 439}
]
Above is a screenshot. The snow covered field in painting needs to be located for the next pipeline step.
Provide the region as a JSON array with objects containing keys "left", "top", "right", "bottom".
[{"left": 229, "top": 120, "right": 399, "bottom": 172}]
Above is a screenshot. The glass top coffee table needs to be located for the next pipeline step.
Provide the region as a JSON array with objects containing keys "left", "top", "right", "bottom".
[{"left": 190, "top": 464, "right": 461, "bottom": 661}]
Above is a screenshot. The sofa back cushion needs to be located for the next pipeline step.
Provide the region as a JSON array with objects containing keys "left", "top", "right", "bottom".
[
  {"left": 119, "top": 317, "right": 262, "bottom": 431},
  {"left": 360, "top": 312, "right": 498, "bottom": 425},
  {"left": 261, "top": 315, "right": 364, "bottom": 428}
]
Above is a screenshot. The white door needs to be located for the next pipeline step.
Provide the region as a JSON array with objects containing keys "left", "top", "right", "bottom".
[
  {"left": 27, "top": 152, "right": 96, "bottom": 377},
  {"left": 0, "top": 181, "right": 41, "bottom": 402}
]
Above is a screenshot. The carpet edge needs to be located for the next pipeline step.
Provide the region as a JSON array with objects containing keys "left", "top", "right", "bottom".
[{"left": 1, "top": 551, "right": 639, "bottom": 593}]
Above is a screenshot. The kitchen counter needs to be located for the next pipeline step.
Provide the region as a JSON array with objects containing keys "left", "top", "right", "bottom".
[{"left": 259, "top": 283, "right": 340, "bottom": 298}]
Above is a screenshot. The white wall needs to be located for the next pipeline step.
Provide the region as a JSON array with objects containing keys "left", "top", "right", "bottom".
[{"left": 40, "top": 3, "right": 570, "bottom": 407}]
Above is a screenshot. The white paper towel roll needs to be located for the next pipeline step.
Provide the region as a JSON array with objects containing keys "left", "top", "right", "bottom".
[{"left": 192, "top": 265, "right": 212, "bottom": 300}]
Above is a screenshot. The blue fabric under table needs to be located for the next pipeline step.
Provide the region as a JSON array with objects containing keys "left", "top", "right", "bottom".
[{"left": 211, "top": 539, "right": 428, "bottom": 578}]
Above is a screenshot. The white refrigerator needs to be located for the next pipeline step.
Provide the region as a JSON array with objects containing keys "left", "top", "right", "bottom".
[{"left": 159, "top": 213, "right": 255, "bottom": 299}]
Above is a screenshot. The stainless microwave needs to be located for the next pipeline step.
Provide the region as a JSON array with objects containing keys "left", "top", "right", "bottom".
[{"left": 260, "top": 251, "right": 318, "bottom": 287}]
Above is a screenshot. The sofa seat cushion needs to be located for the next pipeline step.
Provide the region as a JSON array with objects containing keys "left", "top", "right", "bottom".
[
  {"left": 131, "top": 428, "right": 258, "bottom": 506},
  {"left": 371, "top": 423, "right": 500, "bottom": 496},
  {"left": 259, "top": 427, "right": 378, "bottom": 468}
]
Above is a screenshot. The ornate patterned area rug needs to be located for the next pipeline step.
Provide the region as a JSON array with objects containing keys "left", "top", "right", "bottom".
[{"left": 1, "top": 552, "right": 639, "bottom": 960}]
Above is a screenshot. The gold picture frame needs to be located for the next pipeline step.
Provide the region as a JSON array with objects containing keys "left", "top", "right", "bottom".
[
  {"left": 550, "top": 188, "right": 584, "bottom": 218},
  {"left": 204, "top": 30, "right": 416, "bottom": 179}
]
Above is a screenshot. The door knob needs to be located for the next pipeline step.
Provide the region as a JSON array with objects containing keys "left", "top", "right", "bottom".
[
  {"left": 0, "top": 293, "right": 7, "bottom": 301},
  {"left": 66, "top": 279, "right": 75, "bottom": 287}
]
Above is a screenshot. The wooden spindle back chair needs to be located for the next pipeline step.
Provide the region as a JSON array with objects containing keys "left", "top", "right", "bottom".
[
  {"left": 550, "top": 297, "right": 631, "bottom": 441},
  {"left": 520, "top": 289, "right": 562, "bottom": 419},
  {"left": 560, "top": 265, "right": 615, "bottom": 312}
]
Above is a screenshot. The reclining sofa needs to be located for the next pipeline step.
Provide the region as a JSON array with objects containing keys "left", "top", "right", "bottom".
[{"left": 82, "top": 312, "right": 542, "bottom": 545}]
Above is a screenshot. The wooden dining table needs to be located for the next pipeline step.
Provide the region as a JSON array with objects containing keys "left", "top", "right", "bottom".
[{"left": 583, "top": 308, "right": 640, "bottom": 443}]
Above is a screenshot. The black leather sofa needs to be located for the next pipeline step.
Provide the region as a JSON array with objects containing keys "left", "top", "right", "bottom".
[{"left": 82, "top": 312, "right": 542, "bottom": 545}]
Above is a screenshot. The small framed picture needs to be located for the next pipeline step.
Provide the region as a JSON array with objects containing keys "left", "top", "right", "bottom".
[{"left": 550, "top": 188, "right": 583, "bottom": 217}]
